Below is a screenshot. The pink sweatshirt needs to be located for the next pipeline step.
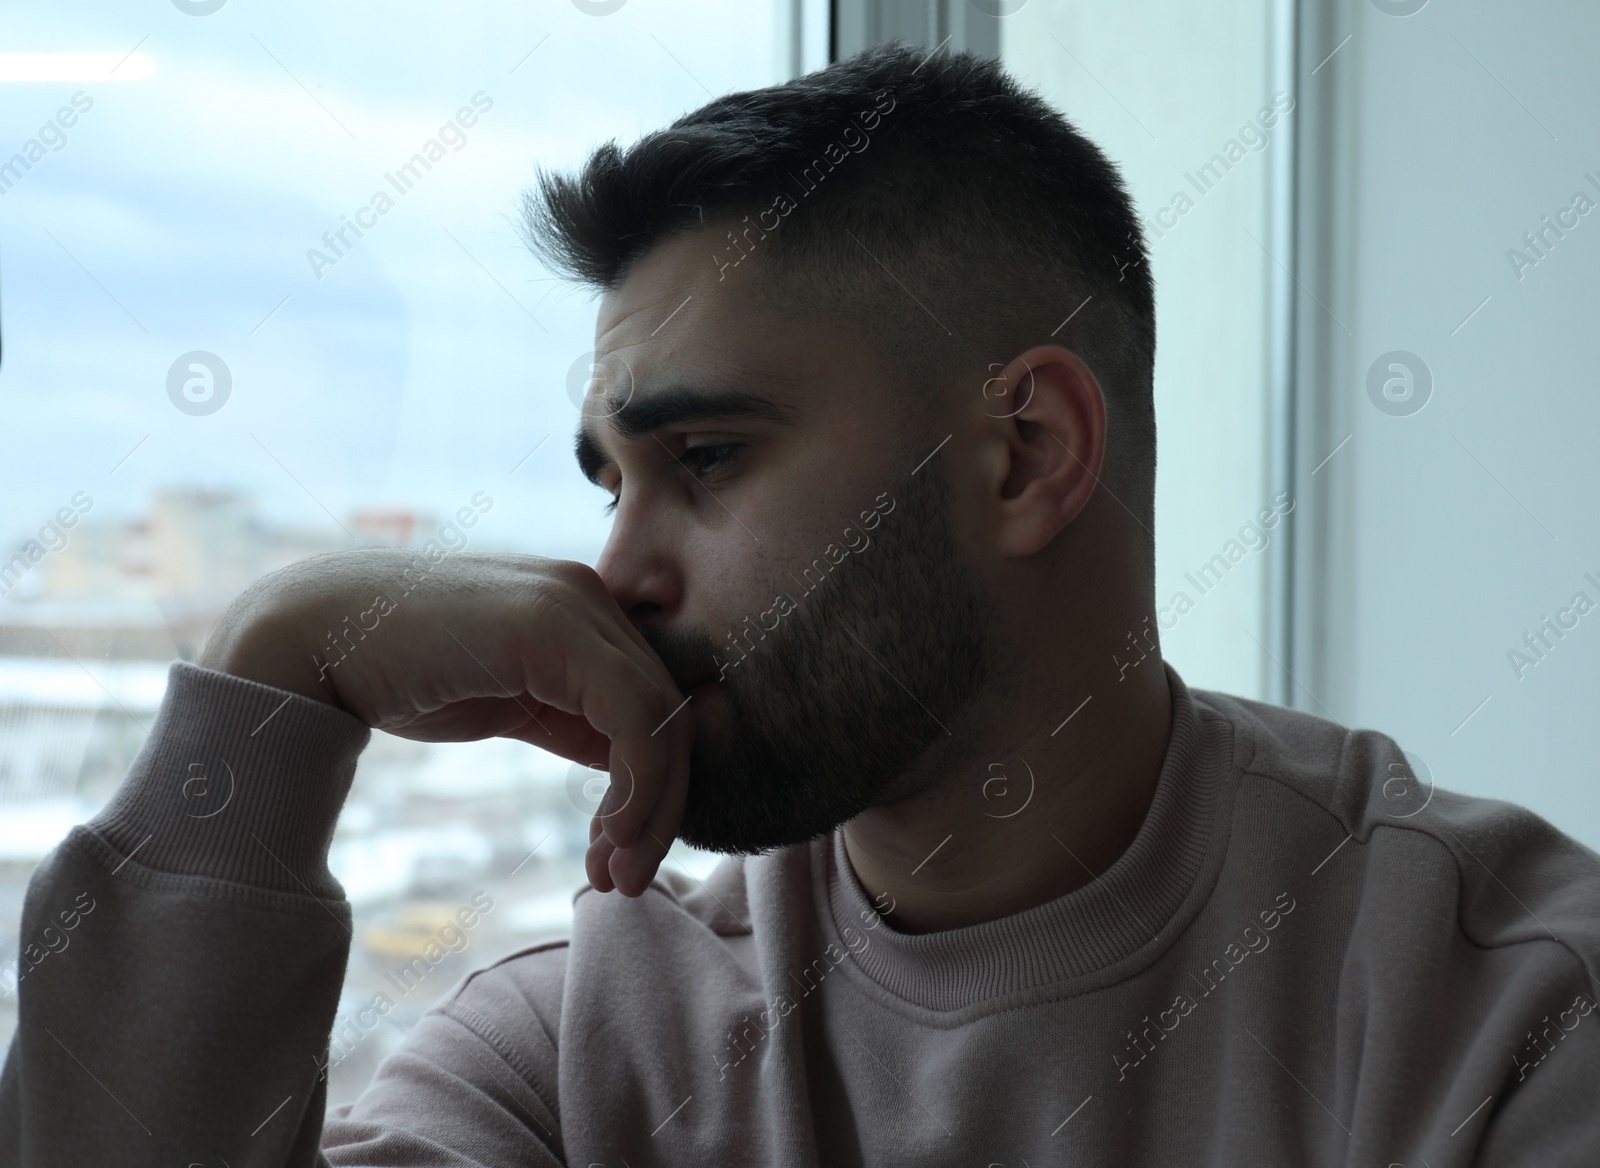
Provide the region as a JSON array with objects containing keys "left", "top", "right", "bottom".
[{"left": 3, "top": 660, "right": 1598, "bottom": 1165}]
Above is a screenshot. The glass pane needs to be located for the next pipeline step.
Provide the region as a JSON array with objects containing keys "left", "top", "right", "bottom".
[
  {"left": 0, "top": 0, "right": 781, "bottom": 1107},
  {"left": 1000, "top": 2, "right": 1285, "bottom": 700}
]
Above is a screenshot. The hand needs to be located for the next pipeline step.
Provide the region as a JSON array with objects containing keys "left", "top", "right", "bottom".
[{"left": 198, "top": 549, "right": 692, "bottom": 896}]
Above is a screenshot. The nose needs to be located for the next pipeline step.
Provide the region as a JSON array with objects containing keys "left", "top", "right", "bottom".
[{"left": 593, "top": 501, "right": 683, "bottom": 629}]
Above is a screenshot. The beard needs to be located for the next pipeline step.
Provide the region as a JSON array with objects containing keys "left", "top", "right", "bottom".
[{"left": 639, "top": 457, "right": 996, "bottom": 855}]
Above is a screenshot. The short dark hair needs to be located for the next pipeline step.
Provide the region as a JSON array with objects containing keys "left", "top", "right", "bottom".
[{"left": 519, "top": 41, "right": 1157, "bottom": 565}]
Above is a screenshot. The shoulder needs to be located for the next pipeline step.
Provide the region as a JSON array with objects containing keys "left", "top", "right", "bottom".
[
  {"left": 325, "top": 940, "right": 573, "bottom": 1161},
  {"left": 444, "top": 939, "right": 570, "bottom": 1045},
  {"left": 1194, "top": 687, "right": 1600, "bottom": 1158},
  {"left": 437, "top": 852, "right": 759, "bottom": 1036},
  {"left": 1194, "top": 684, "right": 1600, "bottom": 968}
]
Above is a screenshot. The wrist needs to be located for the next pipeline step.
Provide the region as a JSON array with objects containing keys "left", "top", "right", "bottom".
[{"left": 199, "top": 582, "right": 341, "bottom": 709}]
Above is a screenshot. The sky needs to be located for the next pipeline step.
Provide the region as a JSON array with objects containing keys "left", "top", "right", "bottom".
[{"left": 0, "top": 0, "right": 782, "bottom": 564}]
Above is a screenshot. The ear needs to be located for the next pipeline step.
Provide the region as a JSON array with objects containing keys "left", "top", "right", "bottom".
[{"left": 979, "top": 344, "right": 1107, "bottom": 559}]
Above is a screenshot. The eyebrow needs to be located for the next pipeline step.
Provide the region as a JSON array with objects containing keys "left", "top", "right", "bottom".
[{"left": 574, "top": 382, "right": 800, "bottom": 487}]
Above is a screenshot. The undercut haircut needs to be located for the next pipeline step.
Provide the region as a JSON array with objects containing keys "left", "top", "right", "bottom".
[{"left": 518, "top": 41, "right": 1157, "bottom": 572}]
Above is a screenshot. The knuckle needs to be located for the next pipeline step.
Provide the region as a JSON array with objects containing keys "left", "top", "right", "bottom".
[{"left": 552, "top": 558, "right": 605, "bottom": 593}]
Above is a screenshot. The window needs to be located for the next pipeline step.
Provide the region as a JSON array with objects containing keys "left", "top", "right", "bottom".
[
  {"left": 0, "top": 0, "right": 794, "bottom": 1106},
  {"left": 999, "top": 2, "right": 1293, "bottom": 704}
]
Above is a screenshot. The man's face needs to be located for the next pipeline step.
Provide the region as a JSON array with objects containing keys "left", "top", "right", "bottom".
[{"left": 581, "top": 226, "right": 997, "bottom": 854}]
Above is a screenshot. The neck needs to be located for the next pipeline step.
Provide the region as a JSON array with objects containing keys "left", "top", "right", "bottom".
[{"left": 840, "top": 650, "right": 1174, "bottom": 935}]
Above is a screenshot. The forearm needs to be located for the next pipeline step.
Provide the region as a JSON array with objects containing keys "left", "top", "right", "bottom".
[{"left": 0, "top": 662, "right": 369, "bottom": 1167}]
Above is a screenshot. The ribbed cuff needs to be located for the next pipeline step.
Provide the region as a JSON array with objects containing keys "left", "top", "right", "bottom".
[{"left": 83, "top": 660, "right": 371, "bottom": 900}]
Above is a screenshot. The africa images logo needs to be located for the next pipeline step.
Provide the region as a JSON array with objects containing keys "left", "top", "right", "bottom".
[
  {"left": 166, "top": 351, "right": 231, "bottom": 416},
  {"left": 1366, "top": 351, "right": 1432, "bottom": 418}
]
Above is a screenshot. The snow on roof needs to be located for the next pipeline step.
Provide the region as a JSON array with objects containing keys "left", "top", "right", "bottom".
[{"left": 0, "top": 657, "right": 171, "bottom": 710}]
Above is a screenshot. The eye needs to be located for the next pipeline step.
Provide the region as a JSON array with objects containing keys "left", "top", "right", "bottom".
[
  {"left": 602, "top": 442, "right": 743, "bottom": 517},
  {"left": 679, "top": 442, "right": 741, "bottom": 482}
]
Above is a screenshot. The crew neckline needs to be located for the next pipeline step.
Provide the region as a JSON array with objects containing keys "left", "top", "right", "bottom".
[{"left": 813, "top": 660, "right": 1241, "bottom": 1014}]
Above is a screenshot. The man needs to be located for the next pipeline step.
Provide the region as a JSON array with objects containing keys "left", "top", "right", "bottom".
[{"left": 3, "top": 41, "right": 1598, "bottom": 1168}]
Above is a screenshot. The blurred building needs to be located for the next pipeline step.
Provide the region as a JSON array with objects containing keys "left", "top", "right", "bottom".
[{"left": 0, "top": 488, "right": 430, "bottom": 659}]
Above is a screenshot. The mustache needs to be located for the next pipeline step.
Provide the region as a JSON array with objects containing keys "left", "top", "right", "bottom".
[{"left": 637, "top": 623, "right": 724, "bottom": 688}]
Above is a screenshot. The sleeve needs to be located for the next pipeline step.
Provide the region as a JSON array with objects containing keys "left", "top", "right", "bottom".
[
  {"left": 1433, "top": 794, "right": 1600, "bottom": 1166},
  {"left": 1466, "top": 833, "right": 1600, "bottom": 1167},
  {"left": 0, "top": 661, "right": 367, "bottom": 1167},
  {"left": 1472, "top": 960, "right": 1600, "bottom": 1167}
]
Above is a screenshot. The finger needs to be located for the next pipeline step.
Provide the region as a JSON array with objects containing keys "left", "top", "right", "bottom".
[
  {"left": 596, "top": 681, "right": 694, "bottom": 851},
  {"left": 606, "top": 754, "right": 688, "bottom": 896},
  {"left": 606, "top": 710, "right": 693, "bottom": 896},
  {"left": 600, "top": 730, "right": 652, "bottom": 850},
  {"left": 565, "top": 562, "right": 679, "bottom": 684},
  {"left": 549, "top": 562, "right": 683, "bottom": 706},
  {"left": 500, "top": 706, "right": 611, "bottom": 767},
  {"left": 583, "top": 663, "right": 679, "bottom": 851},
  {"left": 585, "top": 831, "right": 617, "bottom": 893},
  {"left": 494, "top": 570, "right": 679, "bottom": 744},
  {"left": 512, "top": 629, "right": 673, "bottom": 852},
  {"left": 503, "top": 582, "right": 685, "bottom": 855}
]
